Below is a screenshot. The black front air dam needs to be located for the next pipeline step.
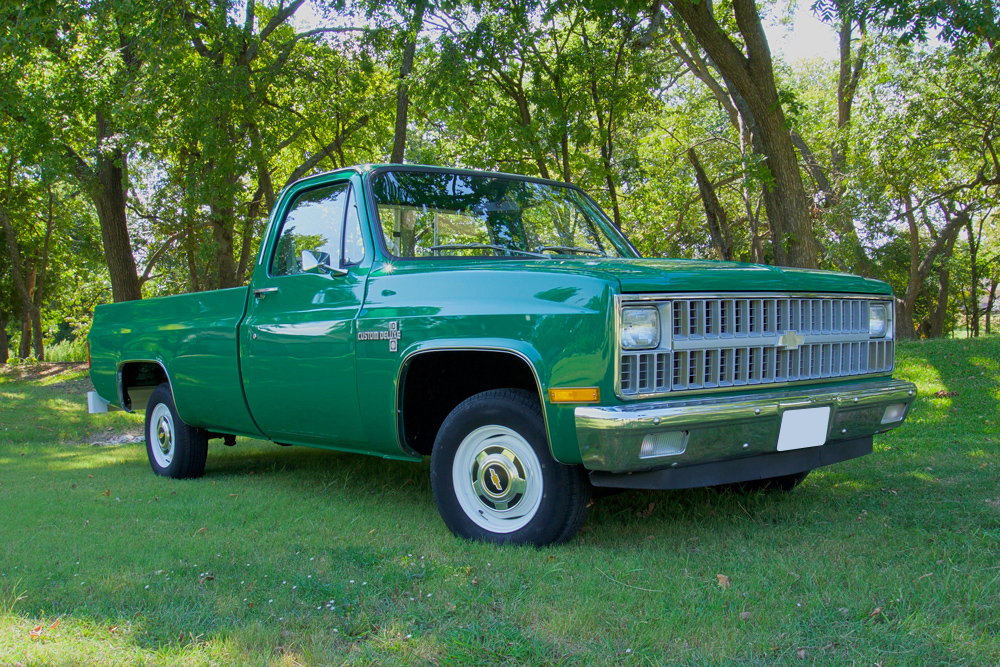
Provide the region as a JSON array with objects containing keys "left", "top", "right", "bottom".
[{"left": 588, "top": 436, "right": 873, "bottom": 490}]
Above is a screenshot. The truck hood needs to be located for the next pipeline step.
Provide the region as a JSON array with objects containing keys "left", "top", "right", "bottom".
[
  {"left": 556, "top": 258, "right": 892, "bottom": 295},
  {"left": 370, "top": 257, "right": 892, "bottom": 296}
]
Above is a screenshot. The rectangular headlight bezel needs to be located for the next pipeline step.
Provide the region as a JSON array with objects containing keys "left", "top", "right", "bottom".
[
  {"left": 621, "top": 306, "right": 661, "bottom": 350},
  {"left": 869, "top": 302, "right": 891, "bottom": 339}
]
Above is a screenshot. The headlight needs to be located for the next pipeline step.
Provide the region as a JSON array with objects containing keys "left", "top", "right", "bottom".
[
  {"left": 869, "top": 303, "right": 890, "bottom": 338},
  {"left": 621, "top": 307, "right": 660, "bottom": 350}
]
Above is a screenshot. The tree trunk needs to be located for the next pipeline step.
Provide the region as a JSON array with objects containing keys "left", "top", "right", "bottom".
[
  {"left": 209, "top": 201, "right": 239, "bottom": 290},
  {"left": 20, "top": 313, "right": 31, "bottom": 359},
  {"left": 0, "top": 310, "right": 8, "bottom": 364},
  {"left": 688, "top": 147, "right": 734, "bottom": 260},
  {"left": 898, "top": 198, "right": 968, "bottom": 338},
  {"left": 666, "top": 0, "right": 820, "bottom": 269},
  {"left": 390, "top": 0, "right": 427, "bottom": 163},
  {"left": 87, "top": 113, "right": 142, "bottom": 302},
  {"left": 926, "top": 231, "right": 958, "bottom": 338},
  {"left": 0, "top": 200, "right": 44, "bottom": 358},
  {"left": 964, "top": 213, "right": 982, "bottom": 337},
  {"left": 184, "top": 222, "right": 202, "bottom": 292},
  {"left": 986, "top": 276, "right": 997, "bottom": 335}
]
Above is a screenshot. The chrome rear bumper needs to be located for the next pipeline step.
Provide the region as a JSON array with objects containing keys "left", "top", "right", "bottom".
[{"left": 575, "top": 379, "right": 916, "bottom": 473}]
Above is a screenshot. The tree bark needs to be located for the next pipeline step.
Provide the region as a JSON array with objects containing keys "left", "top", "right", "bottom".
[
  {"left": 0, "top": 200, "right": 44, "bottom": 358},
  {"left": 72, "top": 111, "right": 143, "bottom": 303},
  {"left": 0, "top": 310, "right": 8, "bottom": 364},
  {"left": 666, "top": 0, "right": 819, "bottom": 269},
  {"left": 964, "top": 213, "right": 981, "bottom": 336},
  {"left": 897, "top": 196, "right": 968, "bottom": 338},
  {"left": 390, "top": 0, "right": 427, "bottom": 164},
  {"left": 986, "top": 276, "right": 998, "bottom": 335},
  {"left": 926, "top": 229, "right": 958, "bottom": 338},
  {"left": 688, "top": 147, "right": 734, "bottom": 260}
]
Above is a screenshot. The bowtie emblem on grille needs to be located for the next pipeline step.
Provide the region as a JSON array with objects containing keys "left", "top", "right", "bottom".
[{"left": 777, "top": 331, "right": 805, "bottom": 351}]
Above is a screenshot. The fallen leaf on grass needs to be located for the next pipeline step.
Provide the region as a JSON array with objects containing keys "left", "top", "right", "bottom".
[
  {"left": 48, "top": 619, "right": 59, "bottom": 630},
  {"left": 193, "top": 527, "right": 208, "bottom": 536},
  {"left": 29, "top": 625, "right": 43, "bottom": 639},
  {"left": 917, "top": 573, "right": 933, "bottom": 581},
  {"left": 198, "top": 574, "right": 215, "bottom": 585},
  {"left": 637, "top": 502, "right": 655, "bottom": 518},
  {"left": 741, "top": 611, "right": 750, "bottom": 621},
  {"left": 869, "top": 606, "right": 883, "bottom": 618},
  {"left": 110, "top": 626, "right": 118, "bottom": 633},
  {"left": 933, "top": 390, "right": 958, "bottom": 398},
  {"left": 796, "top": 648, "right": 806, "bottom": 659},
  {"left": 104, "top": 489, "right": 110, "bottom": 497},
  {"left": 716, "top": 574, "right": 731, "bottom": 589}
]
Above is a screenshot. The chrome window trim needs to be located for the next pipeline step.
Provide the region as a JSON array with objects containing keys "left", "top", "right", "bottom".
[{"left": 614, "top": 293, "right": 896, "bottom": 401}]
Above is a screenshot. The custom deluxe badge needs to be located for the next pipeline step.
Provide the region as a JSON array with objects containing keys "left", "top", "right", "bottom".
[{"left": 357, "top": 321, "right": 401, "bottom": 352}]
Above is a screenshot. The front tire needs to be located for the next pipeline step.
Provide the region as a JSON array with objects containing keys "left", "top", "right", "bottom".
[
  {"left": 430, "top": 389, "right": 590, "bottom": 546},
  {"left": 144, "top": 383, "right": 208, "bottom": 479}
]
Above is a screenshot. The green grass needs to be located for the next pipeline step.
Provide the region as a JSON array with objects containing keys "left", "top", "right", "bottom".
[{"left": 1, "top": 339, "right": 999, "bottom": 666}]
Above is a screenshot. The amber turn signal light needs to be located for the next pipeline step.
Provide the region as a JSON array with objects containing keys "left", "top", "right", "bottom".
[{"left": 548, "top": 387, "right": 600, "bottom": 403}]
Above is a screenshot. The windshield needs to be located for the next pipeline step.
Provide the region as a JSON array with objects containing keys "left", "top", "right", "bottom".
[{"left": 370, "top": 169, "right": 635, "bottom": 259}]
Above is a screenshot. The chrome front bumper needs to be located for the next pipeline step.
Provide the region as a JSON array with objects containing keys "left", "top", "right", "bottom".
[{"left": 575, "top": 379, "right": 916, "bottom": 473}]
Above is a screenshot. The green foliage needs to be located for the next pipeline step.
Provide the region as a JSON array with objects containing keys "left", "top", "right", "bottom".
[
  {"left": 2, "top": 339, "right": 1000, "bottom": 663},
  {"left": 0, "top": 0, "right": 997, "bottom": 341}
]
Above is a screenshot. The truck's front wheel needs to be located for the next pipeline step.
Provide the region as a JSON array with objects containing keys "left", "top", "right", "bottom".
[
  {"left": 144, "top": 383, "right": 208, "bottom": 479},
  {"left": 430, "top": 389, "right": 590, "bottom": 546}
]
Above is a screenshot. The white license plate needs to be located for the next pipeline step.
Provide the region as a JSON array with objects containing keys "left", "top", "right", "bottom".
[{"left": 776, "top": 407, "right": 831, "bottom": 451}]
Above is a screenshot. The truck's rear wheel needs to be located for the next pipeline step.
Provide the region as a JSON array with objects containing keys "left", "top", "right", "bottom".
[
  {"left": 144, "top": 383, "right": 208, "bottom": 479},
  {"left": 430, "top": 389, "right": 590, "bottom": 546}
]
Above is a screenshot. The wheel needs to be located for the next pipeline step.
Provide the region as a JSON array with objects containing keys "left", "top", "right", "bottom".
[
  {"left": 144, "top": 383, "right": 208, "bottom": 479},
  {"left": 731, "top": 470, "right": 811, "bottom": 493},
  {"left": 430, "top": 389, "right": 590, "bottom": 546}
]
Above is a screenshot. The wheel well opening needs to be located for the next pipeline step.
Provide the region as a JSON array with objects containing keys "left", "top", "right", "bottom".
[
  {"left": 120, "top": 361, "right": 168, "bottom": 411},
  {"left": 400, "top": 350, "right": 540, "bottom": 456}
]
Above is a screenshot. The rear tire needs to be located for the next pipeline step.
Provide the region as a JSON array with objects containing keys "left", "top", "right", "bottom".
[
  {"left": 144, "top": 383, "right": 208, "bottom": 479},
  {"left": 430, "top": 389, "right": 590, "bottom": 546}
]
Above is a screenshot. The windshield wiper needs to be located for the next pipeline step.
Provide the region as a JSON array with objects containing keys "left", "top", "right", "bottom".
[
  {"left": 536, "top": 245, "right": 606, "bottom": 257},
  {"left": 431, "top": 243, "right": 546, "bottom": 258}
]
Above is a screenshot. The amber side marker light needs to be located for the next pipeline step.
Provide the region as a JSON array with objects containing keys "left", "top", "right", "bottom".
[{"left": 548, "top": 387, "right": 600, "bottom": 403}]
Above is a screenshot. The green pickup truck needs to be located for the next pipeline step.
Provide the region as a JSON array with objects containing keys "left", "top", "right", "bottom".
[{"left": 88, "top": 164, "right": 916, "bottom": 545}]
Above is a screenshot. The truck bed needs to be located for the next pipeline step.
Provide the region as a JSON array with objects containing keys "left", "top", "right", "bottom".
[{"left": 89, "top": 287, "right": 263, "bottom": 438}]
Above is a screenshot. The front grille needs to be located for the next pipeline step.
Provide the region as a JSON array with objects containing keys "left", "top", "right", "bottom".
[{"left": 619, "top": 296, "right": 894, "bottom": 397}]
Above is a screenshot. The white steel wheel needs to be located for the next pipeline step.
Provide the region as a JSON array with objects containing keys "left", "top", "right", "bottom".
[
  {"left": 430, "top": 388, "right": 591, "bottom": 546},
  {"left": 451, "top": 425, "right": 544, "bottom": 534},
  {"left": 143, "top": 383, "right": 208, "bottom": 479},
  {"left": 149, "top": 402, "right": 176, "bottom": 469}
]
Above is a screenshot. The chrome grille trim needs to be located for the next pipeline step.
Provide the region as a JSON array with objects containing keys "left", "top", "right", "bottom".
[{"left": 618, "top": 294, "right": 895, "bottom": 399}]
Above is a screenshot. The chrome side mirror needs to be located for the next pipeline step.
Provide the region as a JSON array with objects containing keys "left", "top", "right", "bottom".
[{"left": 301, "top": 249, "right": 347, "bottom": 277}]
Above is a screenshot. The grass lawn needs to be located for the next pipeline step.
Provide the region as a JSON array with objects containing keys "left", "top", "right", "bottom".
[{"left": 1, "top": 338, "right": 999, "bottom": 666}]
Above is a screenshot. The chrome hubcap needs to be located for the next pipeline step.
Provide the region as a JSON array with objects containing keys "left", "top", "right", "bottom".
[
  {"left": 473, "top": 448, "right": 527, "bottom": 511},
  {"left": 149, "top": 403, "right": 175, "bottom": 468},
  {"left": 156, "top": 416, "right": 172, "bottom": 456},
  {"left": 452, "top": 425, "right": 543, "bottom": 534}
]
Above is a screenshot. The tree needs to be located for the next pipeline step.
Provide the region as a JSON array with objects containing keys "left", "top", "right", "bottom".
[{"left": 658, "top": 0, "right": 821, "bottom": 268}]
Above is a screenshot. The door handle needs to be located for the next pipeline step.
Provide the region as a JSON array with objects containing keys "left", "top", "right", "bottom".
[{"left": 253, "top": 287, "right": 279, "bottom": 298}]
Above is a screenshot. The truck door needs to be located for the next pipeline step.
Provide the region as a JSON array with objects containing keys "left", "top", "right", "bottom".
[{"left": 239, "top": 178, "right": 370, "bottom": 447}]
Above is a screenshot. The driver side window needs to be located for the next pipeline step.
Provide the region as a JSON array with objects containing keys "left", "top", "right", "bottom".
[{"left": 271, "top": 183, "right": 350, "bottom": 276}]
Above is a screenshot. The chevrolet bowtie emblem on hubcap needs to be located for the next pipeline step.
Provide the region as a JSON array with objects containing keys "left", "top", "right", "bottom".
[
  {"left": 488, "top": 468, "right": 503, "bottom": 493},
  {"left": 777, "top": 331, "right": 805, "bottom": 351}
]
